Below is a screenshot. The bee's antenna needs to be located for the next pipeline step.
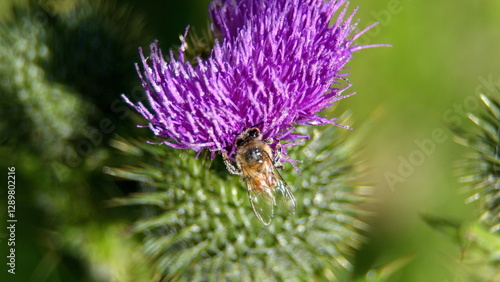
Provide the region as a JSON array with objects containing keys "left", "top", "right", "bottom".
[{"left": 252, "top": 122, "right": 264, "bottom": 128}]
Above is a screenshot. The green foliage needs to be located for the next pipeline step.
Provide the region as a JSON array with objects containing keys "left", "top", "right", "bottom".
[
  {"left": 0, "top": 0, "right": 149, "bottom": 159},
  {"left": 0, "top": 0, "right": 91, "bottom": 158},
  {"left": 107, "top": 115, "right": 371, "bottom": 281},
  {"left": 40, "top": 0, "right": 150, "bottom": 110},
  {"left": 421, "top": 216, "right": 500, "bottom": 281},
  {"left": 463, "top": 223, "right": 500, "bottom": 281},
  {"left": 0, "top": 0, "right": 151, "bottom": 280}
]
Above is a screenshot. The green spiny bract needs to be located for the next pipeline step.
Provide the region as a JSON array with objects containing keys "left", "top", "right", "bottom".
[
  {"left": 107, "top": 118, "right": 370, "bottom": 281},
  {"left": 451, "top": 88, "right": 500, "bottom": 280},
  {"left": 454, "top": 92, "right": 500, "bottom": 234}
]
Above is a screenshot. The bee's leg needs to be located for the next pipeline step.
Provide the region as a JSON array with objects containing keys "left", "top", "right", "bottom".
[
  {"left": 273, "top": 143, "right": 284, "bottom": 169},
  {"left": 222, "top": 152, "right": 242, "bottom": 175},
  {"left": 264, "top": 138, "right": 284, "bottom": 169}
]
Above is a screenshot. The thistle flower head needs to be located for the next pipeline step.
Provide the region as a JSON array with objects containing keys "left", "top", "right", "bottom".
[{"left": 124, "top": 0, "right": 380, "bottom": 159}]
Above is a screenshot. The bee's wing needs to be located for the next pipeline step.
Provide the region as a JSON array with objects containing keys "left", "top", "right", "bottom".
[
  {"left": 272, "top": 169, "right": 297, "bottom": 215},
  {"left": 247, "top": 184, "right": 275, "bottom": 225}
]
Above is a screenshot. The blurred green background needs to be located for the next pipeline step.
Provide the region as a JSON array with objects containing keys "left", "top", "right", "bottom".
[
  {"left": 347, "top": 1, "right": 500, "bottom": 280},
  {"left": 0, "top": 0, "right": 499, "bottom": 281}
]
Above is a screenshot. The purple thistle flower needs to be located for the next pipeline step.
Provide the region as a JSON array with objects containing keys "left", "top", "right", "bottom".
[{"left": 123, "top": 0, "right": 384, "bottom": 161}]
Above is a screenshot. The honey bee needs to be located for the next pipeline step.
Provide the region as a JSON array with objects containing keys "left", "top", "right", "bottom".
[{"left": 222, "top": 127, "right": 296, "bottom": 225}]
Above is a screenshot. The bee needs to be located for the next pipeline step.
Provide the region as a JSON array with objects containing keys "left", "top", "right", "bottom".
[{"left": 222, "top": 127, "right": 296, "bottom": 225}]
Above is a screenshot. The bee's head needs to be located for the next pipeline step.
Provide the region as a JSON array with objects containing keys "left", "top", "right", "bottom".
[
  {"left": 235, "top": 127, "right": 262, "bottom": 148},
  {"left": 247, "top": 128, "right": 261, "bottom": 139},
  {"left": 235, "top": 138, "right": 246, "bottom": 148}
]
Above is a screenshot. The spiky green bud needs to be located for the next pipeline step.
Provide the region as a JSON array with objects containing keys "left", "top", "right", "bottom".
[
  {"left": 454, "top": 91, "right": 500, "bottom": 234},
  {"left": 107, "top": 115, "right": 371, "bottom": 280}
]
